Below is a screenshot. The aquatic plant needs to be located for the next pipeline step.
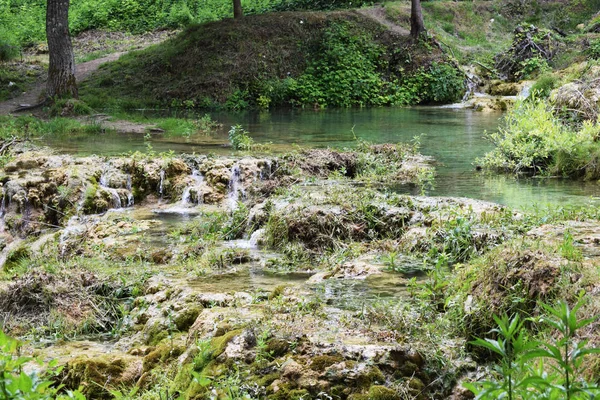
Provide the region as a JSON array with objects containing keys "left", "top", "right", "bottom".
[{"left": 228, "top": 125, "right": 258, "bottom": 151}]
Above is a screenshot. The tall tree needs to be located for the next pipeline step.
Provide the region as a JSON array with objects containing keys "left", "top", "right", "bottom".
[
  {"left": 233, "top": 0, "right": 243, "bottom": 19},
  {"left": 410, "top": 0, "right": 425, "bottom": 39},
  {"left": 46, "top": 0, "right": 77, "bottom": 99}
]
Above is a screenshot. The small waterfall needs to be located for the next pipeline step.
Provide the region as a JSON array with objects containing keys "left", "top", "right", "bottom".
[
  {"left": 0, "top": 192, "right": 7, "bottom": 233},
  {"left": 158, "top": 170, "right": 165, "bottom": 198},
  {"left": 0, "top": 192, "right": 7, "bottom": 218},
  {"left": 127, "top": 193, "right": 135, "bottom": 207},
  {"left": 99, "top": 170, "right": 136, "bottom": 209},
  {"left": 259, "top": 160, "right": 273, "bottom": 180},
  {"left": 519, "top": 82, "right": 534, "bottom": 98},
  {"left": 249, "top": 228, "right": 265, "bottom": 248},
  {"left": 126, "top": 174, "right": 134, "bottom": 207},
  {"left": 100, "top": 173, "right": 122, "bottom": 209},
  {"left": 227, "top": 163, "right": 245, "bottom": 209},
  {"left": 180, "top": 170, "right": 204, "bottom": 206},
  {"left": 462, "top": 73, "right": 479, "bottom": 102}
]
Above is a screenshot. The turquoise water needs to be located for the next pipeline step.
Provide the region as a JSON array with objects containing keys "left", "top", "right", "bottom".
[{"left": 41, "top": 107, "right": 600, "bottom": 210}]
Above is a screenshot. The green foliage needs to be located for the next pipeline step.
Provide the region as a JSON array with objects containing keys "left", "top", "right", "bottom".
[
  {"left": 0, "top": 40, "right": 18, "bottom": 62},
  {"left": 559, "top": 230, "right": 583, "bottom": 262},
  {"left": 478, "top": 98, "right": 600, "bottom": 178},
  {"left": 530, "top": 73, "right": 558, "bottom": 98},
  {"left": 288, "top": 23, "right": 464, "bottom": 107},
  {"left": 289, "top": 22, "right": 386, "bottom": 108},
  {"left": 192, "top": 339, "right": 214, "bottom": 372},
  {"left": 586, "top": 38, "right": 600, "bottom": 60},
  {"left": 410, "top": 62, "right": 466, "bottom": 104},
  {"left": 48, "top": 99, "right": 94, "bottom": 117},
  {"left": 519, "top": 56, "right": 550, "bottom": 80},
  {"left": 0, "top": 116, "right": 105, "bottom": 141},
  {"left": 0, "top": 331, "right": 86, "bottom": 399},
  {"left": 439, "top": 216, "right": 476, "bottom": 264},
  {"left": 466, "top": 300, "right": 600, "bottom": 400},
  {"left": 273, "top": 0, "right": 372, "bottom": 11},
  {"left": 228, "top": 125, "right": 255, "bottom": 151}
]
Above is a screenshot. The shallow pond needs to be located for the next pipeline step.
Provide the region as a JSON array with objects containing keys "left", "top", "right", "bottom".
[{"left": 42, "top": 107, "right": 600, "bottom": 210}]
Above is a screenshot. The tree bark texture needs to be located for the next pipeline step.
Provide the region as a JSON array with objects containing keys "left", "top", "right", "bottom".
[
  {"left": 233, "top": 0, "right": 243, "bottom": 19},
  {"left": 410, "top": 0, "right": 425, "bottom": 39},
  {"left": 46, "top": 0, "right": 78, "bottom": 99}
]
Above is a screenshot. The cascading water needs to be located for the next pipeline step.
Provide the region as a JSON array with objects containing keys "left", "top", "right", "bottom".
[
  {"left": 259, "top": 160, "right": 273, "bottom": 180},
  {"left": 98, "top": 167, "right": 136, "bottom": 210},
  {"left": 158, "top": 170, "right": 165, "bottom": 199},
  {"left": 126, "top": 175, "right": 134, "bottom": 207},
  {"left": 519, "top": 82, "right": 533, "bottom": 98},
  {"left": 227, "top": 163, "right": 244, "bottom": 209},
  {"left": 462, "top": 72, "right": 480, "bottom": 102},
  {"left": 180, "top": 169, "right": 204, "bottom": 206},
  {"left": 99, "top": 173, "right": 122, "bottom": 209}
]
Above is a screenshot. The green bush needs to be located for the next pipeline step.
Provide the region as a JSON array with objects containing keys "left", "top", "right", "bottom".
[
  {"left": 414, "top": 62, "right": 466, "bottom": 104},
  {"left": 530, "top": 73, "right": 558, "bottom": 98},
  {"left": 587, "top": 38, "right": 600, "bottom": 60},
  {"left": 288, "top": 22, "right": 386, "bottom": 108},
  {"left": 519, "top": 56, "right": 550, "bottom": 79},
  {"left": 478, "top": 97, "right": 600, "bottom": 179},
  {"left": 273, "top": 0, "right": 372, "bottom": 11},
  {"left": 0, "top": 330, "right": 86, "bottom": 399},
  {"left": 0, "top": 40, "right": 18, "bottom": 62},
  {"left": 228, "top": 125, "right": 254, "bottom": 150},
  {"left": 285, "top": 23, "right": 464, "bottom": 108}
]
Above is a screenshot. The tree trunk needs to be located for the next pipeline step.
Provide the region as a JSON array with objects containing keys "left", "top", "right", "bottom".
[
  {"left": 46, "top": 0, "right": 77, "bottom": 99},
  {"left": 410, "top": 0, "right": 425, "bottom": 39},
  {"left": 233, "top": 0, "right": 243, "bottom": 19}
]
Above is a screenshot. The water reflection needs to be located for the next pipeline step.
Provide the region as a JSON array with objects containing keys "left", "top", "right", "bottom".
[{"left": 41, "top": 107, "right": 600, "bottom": 209}]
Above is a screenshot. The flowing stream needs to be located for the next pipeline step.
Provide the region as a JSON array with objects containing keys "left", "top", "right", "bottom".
[
  {"left": 41, "top": 107, "right": 600, "bottom": 210},
  {"left": 22, "top": 106, "right": 600, "bottom": 363}
]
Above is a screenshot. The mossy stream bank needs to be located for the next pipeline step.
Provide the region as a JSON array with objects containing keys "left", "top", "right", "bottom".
[{"left": 1, "top": 142, "right": 600, "bottom": 399}]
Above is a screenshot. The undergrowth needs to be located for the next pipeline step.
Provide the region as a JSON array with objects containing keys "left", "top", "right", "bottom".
[
  {"left": 80, "top": 12, "right": 463, "bottom": 110},
  {"left": 477, "top": 98, "right": 600, "bottom": 179}
]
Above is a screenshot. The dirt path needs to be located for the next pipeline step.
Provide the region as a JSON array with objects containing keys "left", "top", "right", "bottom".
[
  {"left": 0, "top": 51, "right": 126, "bottom": 116},
  {"left": 358, "top": 6, "right": 410, "bottom": 36}
]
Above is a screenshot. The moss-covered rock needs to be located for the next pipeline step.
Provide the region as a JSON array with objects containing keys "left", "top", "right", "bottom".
[
  {"left": 368, "top": 385, "right": 400, "bottom": 400},
  {"left": 60, "top": 354, "right": 142, "bottom": 399},
  {"left": 309, "top": 354, "right": 344, "bottom": 372},
  {"left": 173, "top": 306, "right": 202, "bottom": 331}
]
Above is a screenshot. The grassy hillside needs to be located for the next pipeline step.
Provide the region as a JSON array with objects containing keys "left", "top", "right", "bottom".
[
  {"left": 80, "top": 11, "right": 464, "bottom": 110},
  {"left": 386, "top": 0, "right": 600, "bottom": 66}
]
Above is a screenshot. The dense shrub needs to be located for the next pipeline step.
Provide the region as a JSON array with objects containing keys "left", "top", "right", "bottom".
[
  {"left": 1, "top": 0, "right": 375, "bottom": 50},
  {"left": 478, "top": 98, "right": 600, "bottom": 179},
  {"left": 587, "top": 38, "right": 600, "bottom": 60},
  {"left": 287, "top": 23, "right": 387, "bottom": 108},
  {"left": 284, "top": 23, "right": 464, "bottom": 108},
  {"left": 529, "top": 73, "right": 558, "bottom": 98},
  {"left": 0, "top": 39, "right": 19, "bottom": 62},
  {"left": 273, "top": 0, "right": 372, "bottom": 11}
]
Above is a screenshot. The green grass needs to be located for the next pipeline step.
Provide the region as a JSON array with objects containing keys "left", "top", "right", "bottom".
[
  {"left": 0, "top": 115, "right": 106, "bottom": 140},
  {"left": 0, "top": 62, "right": 44, "bottom": 102},
  {"left": 383, "top": 0, "right": 600, "bottom": 68},
  {"left": 80, "top": 11, "right": 464, "bottom": 110}
]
